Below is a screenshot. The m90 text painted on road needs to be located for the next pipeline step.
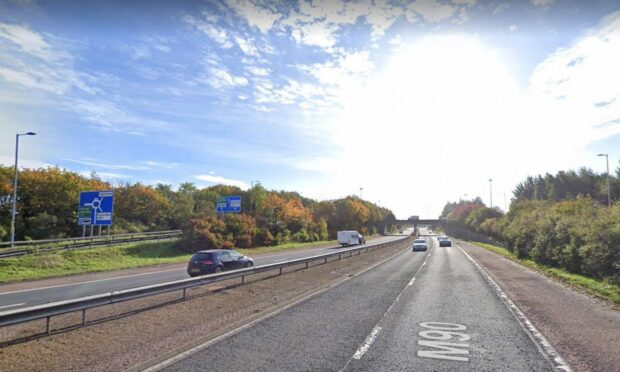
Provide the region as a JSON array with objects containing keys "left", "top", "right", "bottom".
[{"left": 417, "top": 322, "right": 470, "bottom": 362}]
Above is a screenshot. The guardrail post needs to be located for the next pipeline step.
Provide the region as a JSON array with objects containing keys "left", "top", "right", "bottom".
[
  {"left": 81, "top": 309, "right": 86, "bottom": 326},
  {"left": 305, "top": 262, "right": 309, "bottom": 269},
  {"left": 241, "top": 275, "right": 245, "bottom": 284},
  {"left": 46, "top": 316, "right": 51, "bottom": 334},
  {"left": 279, "top": 267, "right": 283, "bottom": 275},
  {"left": 349, "top": 251, "right": 352, "bottom": 257},
  {"left": 324, "top": 257, "right": 327, "bottom": 264},
  {"left": 338, "top": 254, "right": 341, "bottom": 260},
  {"left": 182, "top": 288, "right": 187, "bottom": 300}
]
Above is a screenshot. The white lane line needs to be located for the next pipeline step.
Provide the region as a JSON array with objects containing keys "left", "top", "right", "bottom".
[
  {"left": 340, "top": 243, "right": 433, "bottom": 370},
  {"left": 0, "top": 303, "right": 25, "bottom": 309},
  {"left": 353, "top": 326, "right": 382, "bottom": 360},
  {"left": 0, "top": 267, "right": 186, "bottom": 296},
  {"left": 456, "top": 244, "right": 572, "bottom": 372}
]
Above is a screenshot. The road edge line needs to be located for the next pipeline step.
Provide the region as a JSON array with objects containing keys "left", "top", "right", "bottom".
[
  {"left": 132, "top": 240, "right": 413, "bottom": 372},
  {"left": 456, "top": 243, "right": 572, "bottom": 372}
]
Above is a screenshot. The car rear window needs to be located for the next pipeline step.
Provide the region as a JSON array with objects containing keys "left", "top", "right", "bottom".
[
  {"left": 192, "top": 253, "right": 214, "bottom": 260},
  {"left": 415, "top": 239, "right": 426, "bottom": 243}
]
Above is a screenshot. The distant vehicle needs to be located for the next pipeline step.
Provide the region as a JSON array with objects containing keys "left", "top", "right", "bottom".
[
  {"left": 438, "top": 236, "right": 452, "bottom": 247},
  {"left": 187, "top": 249, "right": 254, "bottom": 277},
  {"left": 412, "top": 239, "right": 428, "bottom": 251},
  {"left": 337, "top": 230, "right": 366, "bottom": 246}
]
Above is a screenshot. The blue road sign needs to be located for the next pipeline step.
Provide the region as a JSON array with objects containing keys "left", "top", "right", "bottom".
[
  {"left": 216, "top": 196, "right": 241, "bottom": 213},
  {"left": 78, "top": 190, "right": 114, "bottom": 226}
]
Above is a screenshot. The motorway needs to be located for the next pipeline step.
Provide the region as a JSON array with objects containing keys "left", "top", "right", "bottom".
[
  {"left": 0, "top": 235, "right": 404, "bottom": 311},
  {"left": 158, "top": 235, "right": 556, "bottom": 372}
]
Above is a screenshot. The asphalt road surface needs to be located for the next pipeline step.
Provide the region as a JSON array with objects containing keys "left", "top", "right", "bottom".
[
  {"left": 161, "top": 237, "right": 555, "bottom": 372},
  {"left": 0, "top": 235, "right": 404, "bottom": 311}
]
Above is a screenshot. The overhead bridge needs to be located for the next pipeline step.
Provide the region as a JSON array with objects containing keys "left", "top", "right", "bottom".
[{"left": 381, "top": 219, "right": 443, "bottom": 234}]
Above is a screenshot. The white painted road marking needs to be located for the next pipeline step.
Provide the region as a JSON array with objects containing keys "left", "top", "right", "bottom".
[
  {"left": 417, "top": 321, "right": 470, "bottom": 362},
  {"left": 352, "top": 326, "right": 382, "bottom": 360},
  {"left": 340, "top": 242, "right": 433, "bottom": 370},
  {"left": 0, "top": 303, "right": 25, "bottom": 310},
  {"left": 456, "top": 244, "right": 572, "bottom": 371}
]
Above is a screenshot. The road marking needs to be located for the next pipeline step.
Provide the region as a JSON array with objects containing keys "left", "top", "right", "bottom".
[
  {"left": 0, "top": 303, "right": 25, "bottom": 310},
  {"left": 0, "top": 267, "right": 186, "bottom": 296},
  {"left": 340, "top": 243, "right": 433, "bottom": 370},
  {"left": 417, "top": 322, "right": 470, "bottom": 362},
  {"left": 352, "top": 326, "right": 382, "bottom": 360},
  {"left": 456, "top": 244, "right": 572, "bottom": 372}
]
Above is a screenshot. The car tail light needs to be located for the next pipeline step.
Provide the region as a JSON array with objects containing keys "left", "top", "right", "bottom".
[{"left": 200, "top": 259, "right": 214, "bottom": 265}]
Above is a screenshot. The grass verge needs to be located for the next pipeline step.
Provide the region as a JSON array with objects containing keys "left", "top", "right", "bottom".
[
  {"left": 0, "top": 239, "right": 342, "bottom": 284},
  {"left": 469, "top": 241, "right": 620, "bottom": 305}
]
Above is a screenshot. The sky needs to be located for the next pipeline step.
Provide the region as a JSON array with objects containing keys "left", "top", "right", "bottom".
[{"left": 1, "top": 0, "right": 620, "bottom": 219}]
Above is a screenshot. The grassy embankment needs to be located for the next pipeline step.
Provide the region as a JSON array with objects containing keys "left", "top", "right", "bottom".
[
  {"left": 470, "top": 241, "right": 620, "bottom": 305},
  {"left": 0, "top": 239, "right": 338, "bottom": 284}
]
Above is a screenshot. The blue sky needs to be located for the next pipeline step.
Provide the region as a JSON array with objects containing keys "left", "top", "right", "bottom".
[{"left": 1, "top": 0, "right": 620, "bottom": 218}]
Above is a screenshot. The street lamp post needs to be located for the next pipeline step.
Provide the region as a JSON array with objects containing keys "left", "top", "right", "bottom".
[
  {"left": 10, "top": 132, "right": 36, "bottom": 245},
  {"left": 598, "top": 154, "right": 611, "bottom": 206},
  {"left": 489, "top": 179, "right": 494, "bottom": 208}
]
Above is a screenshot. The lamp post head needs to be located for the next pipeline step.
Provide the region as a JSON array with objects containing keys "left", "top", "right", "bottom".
[
  {"left": 26, "top": 132, "right": 36, "bottom": 136},
  {"left": 597, "top": 153, "right": 607, "bottom": 157}
]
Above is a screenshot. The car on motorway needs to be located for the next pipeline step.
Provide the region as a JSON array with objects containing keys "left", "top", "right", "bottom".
[
  {"left": 438, "top": 236, "right": 452, "bottom": 247},
  {"left": 412, "top": 239, "right": 428, "bottom": 251},
  {"left": 187, "top": 249, "right": 254, "bottom": 277}
]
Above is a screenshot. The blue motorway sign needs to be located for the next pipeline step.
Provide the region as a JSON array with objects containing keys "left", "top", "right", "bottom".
[
  {"left": 216, "top": 196, "right": 241, "bottom": 213},
  {"left": 78, "top": 190, "right": 114, "bottom": 226}
]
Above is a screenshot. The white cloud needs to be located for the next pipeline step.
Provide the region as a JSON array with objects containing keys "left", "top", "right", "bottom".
[
  {"left": 528, "top": 11, "right": 620, "bottom": 141},
  {"left": 510, "top": 24, "right": 518, "bottom": 32},
  {"left": 234, "top": 35, "right": 260, "bottom": 56},
  {"left": 226, "top": 0, "right": 281, "bottom": 33},
  {"left": 0, "top": 23, "right": 64, "bottom": 62},
  {"left": 493, "top": 3, "right": 510, "bottom": 15},
  {"left": 246, "top": 65, "right": 270, "bottom": 76},
  {"left": 230, "top": 0, "right": 402, "bottom": 50},
  {"left": 129, "top": 45, "right": 151, "bottom": 60},
  {"left": 407, "top": 0, "right": 456, "bottom": 23},
  {"left": 70, "top": 99, "right": 168, "bottom": 135},
  {"left": 531, "top": 0, "right": 553, "bottom": 8},
  {"left": 195, "top": 174, "right": 248, "bottom": 188},
  {"left": 0, "top": 23, "right": 96, "bottom": 96},
  {"left": 203, "top": 67, "right": 249, "bottom": 89},
  {"left": 64, "top": 158, "right": 153, "bottom": 171},
  {"left": 451, "top": 0, "right": 476, "bottom": 5},
  {"left": 295, "top": 50, "right": 375, "bottom": 107},
  {"left": 183, "top": 14, "right": 233, "bottom": 48},
  {"left": 289, "top": 21, "right": 339, "bottom": 49},
  {"left": 79, "top": 171, "right": 131, "bottom": 180}
]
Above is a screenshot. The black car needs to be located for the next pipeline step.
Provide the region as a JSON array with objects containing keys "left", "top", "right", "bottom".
[
  {"left": 187, "top": 249, "right": 254, "bottom": 277},
  {"left": 438, "top": 236, "right": 452, "bottom": 247}
]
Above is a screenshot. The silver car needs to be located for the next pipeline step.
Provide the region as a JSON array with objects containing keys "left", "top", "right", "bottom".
[{"left": 412, "top": 238, "right": 428, "bottom": 251}]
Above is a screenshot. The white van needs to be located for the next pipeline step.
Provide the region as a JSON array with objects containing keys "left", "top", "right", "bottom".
[{"left": 337, "top": 230, "right": 366, "bottom": 246}]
